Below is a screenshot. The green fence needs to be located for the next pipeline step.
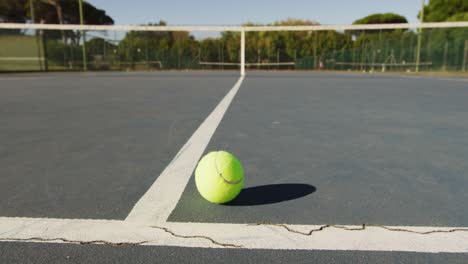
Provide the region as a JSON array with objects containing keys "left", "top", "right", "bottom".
[
  {"left": 0, "top": 35, "right": 45, "bottom": 71},
  {"left": 294, "top": 28, "right": 468, "bottom": 72},
  {"left": 0, "top": 25, "right": 467, "bottom": 73}
]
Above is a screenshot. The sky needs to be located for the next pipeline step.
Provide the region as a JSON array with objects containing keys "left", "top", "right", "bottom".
[{"left": 87, "top": 0, "right": 424, "bottom": 26}]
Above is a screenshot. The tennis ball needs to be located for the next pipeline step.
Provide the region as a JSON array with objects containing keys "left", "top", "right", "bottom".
[{"left": 195, "top": 151, "right": 244, "bottom": 204}]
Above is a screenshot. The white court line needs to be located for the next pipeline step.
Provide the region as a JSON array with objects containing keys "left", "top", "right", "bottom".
[
  {"left": 0, "top": 218, "right": 467, "bottom": 252},
  {"left": 125, "top": 76, "right": 244, "bottom": 224},
  {"left": 1, "top": 75, "right": 468, "bottom": 253}
]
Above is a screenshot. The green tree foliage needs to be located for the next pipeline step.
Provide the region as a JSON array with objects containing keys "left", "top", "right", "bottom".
[
  {"left": 30, "top": 0, "right": 113, "bottom": 43},
  {"left": 342, "top": 13, "right": 414, "bottom": 70},
  {"left": 40, "top": 0, "right": 113, "bottom": 25},
  {"left": 116, "top": 21, "right": 199, "bottom": 69},
  {"left": 220, "top": 31, "right": 240, "bottom": 62},
  {"left": 446, "top": 12, "right": 468, "bottom": 21},
  {"left": 0, "top": 0, "right": 28, "bottom": 34},
  {"left": 112, "top": 18, "right": 354, "bottom": 69},
  {"left": 353, "top": 13, "right": 408, "bottom": 24},
  {"left": 109, "top": 14, "right": 463, "bottom": 71},
  {"left": 420, "top": 0, "right": 467, "bottom": 22},
  {"left": 418, "top": 0, "right": 468, "bottom": 70},
  {"left": 199, "top": 38, "right": 224, "bottom": 62},
  {"left": 0, "top": 0, "right": 113, "bottom": 24},
  {"left": 349, "top": 13, "right": 408, "bottom": 36},
  {"left": 224, "top": 19, "right": 353, "bottom": 67},
  {"left": 0, "top": 0, "right": 27, "bottom": 23},
  {"left": 349, "top": 12, "right": 409, "bottom": 45},
  {"left": 1, "top": 0, "right": 113, "bottom": 42}
]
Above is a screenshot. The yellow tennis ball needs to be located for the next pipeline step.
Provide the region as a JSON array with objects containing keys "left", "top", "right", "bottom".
[{"left": 195, "top": 151, "right": 244, "bottom": 204}]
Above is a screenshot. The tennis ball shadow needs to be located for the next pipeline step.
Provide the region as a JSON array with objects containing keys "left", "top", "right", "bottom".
[{"left": 225, "top": 184, "right": 316, "bottom": 206}]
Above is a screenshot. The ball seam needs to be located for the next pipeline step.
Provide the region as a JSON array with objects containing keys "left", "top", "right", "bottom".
[{"left": 215, "top": 151, "right": 242, "bottom": 185}]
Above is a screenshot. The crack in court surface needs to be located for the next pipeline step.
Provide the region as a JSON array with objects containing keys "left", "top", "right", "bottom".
[
  {"left": 0, "top": 237, "right": 150, "bottom": 247},
  {"left": 151, "top": 226, "right": 243, "bottom": 248},
  {"left": 249, "top": 223, "right": 468, "bottom": 236},
  {"left": 3, "top": 222, "right": 466, "bottom": 250}
]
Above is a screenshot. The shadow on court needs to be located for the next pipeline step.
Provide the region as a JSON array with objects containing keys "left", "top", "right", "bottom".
[{"left": 226, "top": 184, "right": 316, "bottom": 206}]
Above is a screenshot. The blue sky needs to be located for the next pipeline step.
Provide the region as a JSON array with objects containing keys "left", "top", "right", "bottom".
[{"left": 88, "top": 0, "right": 423, "bottom": 26}]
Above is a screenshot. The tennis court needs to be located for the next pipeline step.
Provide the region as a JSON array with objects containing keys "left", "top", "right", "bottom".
[
  {"left": 0, "top": 71, "right": 467, "bottom": 263},
  {"left": 1, "top": 12, "right": 468, "bottom": 262}
]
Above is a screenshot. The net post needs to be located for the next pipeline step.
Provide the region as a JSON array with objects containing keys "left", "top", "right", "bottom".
[
  {"left": 463, "top": 40, "right": 468, "bottom": 72},
  {"left": 78, "top": 0, "right": 87, "bottom": 71},
  {"left": 241, "top": 29, "right": 245, "bottom": 76},
  {"left": 29, "top": 0, "right": 43, "bottom": 71},
  {"left": 415, "top": 0, "right": 425, "bottom": 72},
  {"left": 443, "top": 41, "right": 449, "bottom": 71}
]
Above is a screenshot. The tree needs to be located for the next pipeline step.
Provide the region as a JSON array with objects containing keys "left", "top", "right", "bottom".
[
  {"left": 199, "top": 38, "right": 222, "bottom": 62},
  {"left": 1, "top": 0, "right": 114, "bottom": 44},
  {"left": 56, "top": 0, "right": 113, "bottom": 25},
  {"left": 0, "top": 0, "right": 113, "bottom": 25},
  {"left": 420, "top": 0, "right": 467, "bottom": 22},
  {"left": 418, "top": 0, "right": 468, "bottom": 70},
  {"left": 236, "top": 19, "right": 330, "bottom": 65},
  {"left": 349, "top": 13, "right": 408, "bottom": 36},
  {"left": 115, "top": 21, "right": 200, "bottom": 69},
  {"left": 344, "top": 13, "right": 412, "bottom": 69},
  {"left": 0, "top": 0, "right": 27, "bottom": 23},
  {"left": 46, "top": 0, "right": 63, "bottom": 25},
  {"left": 353, "top": 13, "right": 408, "bottom": 25},
  {"left": 216, "top": 18, "right": 353, "bottom": 69},
  {"left": 40, "top": 1, "right": 114, "bottom": 45},
  {"left": 0, "top": 0, "right": 28, "bottom": 34},
  {"left": 220, "top": 31, "right": 240, "bottom": 62}
]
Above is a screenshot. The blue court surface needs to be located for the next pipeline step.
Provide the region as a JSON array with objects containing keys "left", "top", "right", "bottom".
[{"left": 0, "top": 72, "right": 467, "bottom": 263}]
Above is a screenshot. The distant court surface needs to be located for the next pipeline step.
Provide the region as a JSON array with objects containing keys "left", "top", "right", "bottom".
[
  {"left": 0, "top": 72, "right": 237, "bottom": 219},
  {"left": 169, "top": 72, "right": 468, "bottom": 226}
]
